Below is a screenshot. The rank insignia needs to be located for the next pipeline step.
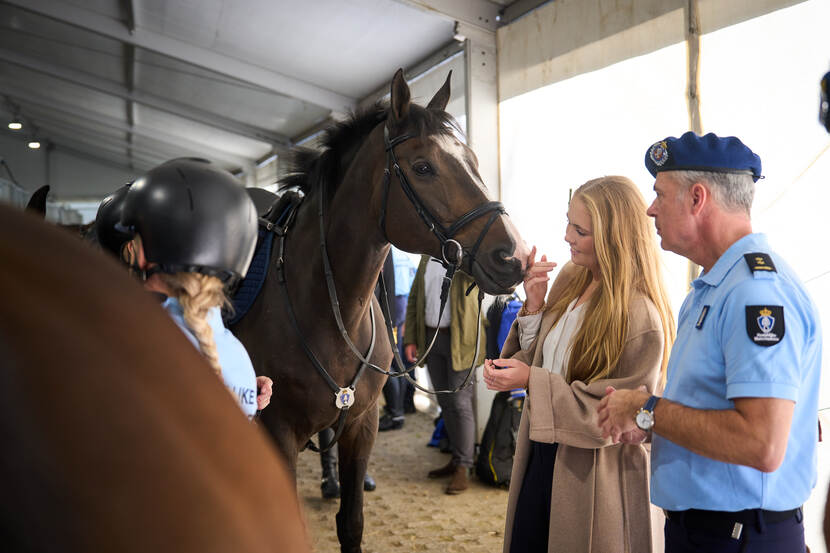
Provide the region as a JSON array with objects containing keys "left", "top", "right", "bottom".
[
  {"left": 743, "top": 253, "right": 777, "bottom": 273},
  {"left": 745, "top": 305, "right": 784, "bottom": 346},
  {"left": 649, "top": 141, "right": 669, "bottom": 166}
]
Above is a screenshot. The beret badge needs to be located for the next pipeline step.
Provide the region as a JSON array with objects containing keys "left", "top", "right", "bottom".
[{"left": 649, "top": 141, "right": 669, "bottom": 166}]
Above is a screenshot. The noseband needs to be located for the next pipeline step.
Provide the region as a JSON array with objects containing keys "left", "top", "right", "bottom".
[{"left": 378, "top": 126, "right": 506, "bottom": 273}]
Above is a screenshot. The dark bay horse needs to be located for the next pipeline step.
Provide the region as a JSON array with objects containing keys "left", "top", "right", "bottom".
[
  {"left": 0, "top": 204, "right": 311, "bottom": 553},
  {"left": 232, "top": 70, "right": 528, "bottom": 552}
]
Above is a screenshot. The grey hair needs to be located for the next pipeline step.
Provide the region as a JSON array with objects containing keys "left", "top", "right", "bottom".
[{"left": 672, "top": 170, "right": 754, "bottom": 215}]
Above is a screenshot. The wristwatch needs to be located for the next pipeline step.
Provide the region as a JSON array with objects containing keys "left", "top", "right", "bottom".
[{"left": 635, "top": 395, "right": 660, "bottom": 431}]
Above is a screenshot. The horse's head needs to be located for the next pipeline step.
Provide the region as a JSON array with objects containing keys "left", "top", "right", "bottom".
[{"left": 377, "top": 69, "right": 528, "bottom": 295}]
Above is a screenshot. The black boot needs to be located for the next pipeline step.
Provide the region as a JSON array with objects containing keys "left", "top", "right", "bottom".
[
  {"left": 363, "top": 472, "right": 376, "bottom": 492},
  {"left": 319, "top": 430, "right": 340, "bottom": 499}
]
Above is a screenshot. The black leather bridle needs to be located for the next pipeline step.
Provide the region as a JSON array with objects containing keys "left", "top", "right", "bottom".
[{"left": 378, "top": 126, "right": 507, "bottom": 276}]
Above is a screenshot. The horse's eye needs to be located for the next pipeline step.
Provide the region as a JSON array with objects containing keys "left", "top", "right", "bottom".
[{"left": 412, "top": 161, "right": 434, "bottom": 176}]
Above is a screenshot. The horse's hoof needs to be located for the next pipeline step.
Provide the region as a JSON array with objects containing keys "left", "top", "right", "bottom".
[{"left": 363, "top": 473, "right": 376, "bottom": 492}]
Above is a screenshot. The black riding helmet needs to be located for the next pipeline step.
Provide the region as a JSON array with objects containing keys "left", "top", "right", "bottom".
[
  {"left": 94, "top": 183, "right": 132, "bottom": 257},
  {"left": 119, "top": 157, "right": 258, "bottom": 285}
]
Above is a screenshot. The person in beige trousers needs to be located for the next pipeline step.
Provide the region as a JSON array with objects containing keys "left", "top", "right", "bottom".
[{"left": 483, "top": 176, "right": 674, "bottom": 552}]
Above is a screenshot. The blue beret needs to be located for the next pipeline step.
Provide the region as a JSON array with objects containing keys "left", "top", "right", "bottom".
[{"left": 644, "top": 132, "right": 762, "bottom": 182}]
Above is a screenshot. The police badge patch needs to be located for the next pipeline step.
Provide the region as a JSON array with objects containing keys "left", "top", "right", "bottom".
[
  {"left": 745, "top": 305, "right": 784, "bottom": 346},
  {"left": 649, "top": 141, "right": 669, "bottom": 166}
]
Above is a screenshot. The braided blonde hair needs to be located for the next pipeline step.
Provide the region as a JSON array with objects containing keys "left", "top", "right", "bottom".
[{"left": 158, "top": 272, "right": 228, "bottom": 376}]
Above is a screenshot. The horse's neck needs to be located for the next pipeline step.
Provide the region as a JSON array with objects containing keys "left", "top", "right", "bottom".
[{"left": 293, "top": 153, "right": 388, "bottom": 331}]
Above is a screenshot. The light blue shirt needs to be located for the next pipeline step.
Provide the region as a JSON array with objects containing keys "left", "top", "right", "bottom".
[
  {"left": 391, "top": 246, "right": 416, "bottom": 297},
  {"left": 651, "top": 233, "right": 822, "bottom": 511},
  {"left": 162, "top": 297, "right": 259, "bottom": 419}
]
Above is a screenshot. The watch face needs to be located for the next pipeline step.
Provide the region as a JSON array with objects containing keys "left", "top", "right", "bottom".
[{"left": 635, "top": 410, "right": 654, "bottom": 430}]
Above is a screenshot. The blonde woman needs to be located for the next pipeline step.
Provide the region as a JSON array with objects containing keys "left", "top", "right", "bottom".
[
  {"left": 115, "top": 158, "right": 271, "bottom": 419},
  {"left": 483, "top": 176, "right": 675, "bottom": 553}
]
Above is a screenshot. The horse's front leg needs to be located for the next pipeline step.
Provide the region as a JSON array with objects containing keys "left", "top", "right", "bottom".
[{"left": 335, "top": 403, "right": 378, "bottom": 553}]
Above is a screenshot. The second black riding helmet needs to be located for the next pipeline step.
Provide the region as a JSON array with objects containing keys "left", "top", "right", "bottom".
[{"left": 120, "top": 157, "right": 258, "bottom": 284}]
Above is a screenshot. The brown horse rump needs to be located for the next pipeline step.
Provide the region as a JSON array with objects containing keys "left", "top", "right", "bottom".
[{"left": 0, "top": 204, "right": 310, "bottom": 553}]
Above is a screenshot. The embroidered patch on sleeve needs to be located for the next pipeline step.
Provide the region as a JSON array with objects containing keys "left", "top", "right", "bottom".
[
  {"left": 745, "top": 305, "right": 784, "bottom": 346},
  {"left": 743, "top": 253, "right": 777, "bottom": 273}
]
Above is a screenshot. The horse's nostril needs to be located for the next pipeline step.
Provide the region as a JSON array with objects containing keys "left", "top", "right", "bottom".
[{"left": 489, "top": 248, "right": 523, "bottom": 281}]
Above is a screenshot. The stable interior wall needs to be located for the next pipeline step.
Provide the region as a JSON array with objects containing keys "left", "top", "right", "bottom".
[
  {"left": 498, "top": 0, "right": 805, "bottom": 102},
  {"left": 496, "top": 1, "right": 829, "bottom": 550}
]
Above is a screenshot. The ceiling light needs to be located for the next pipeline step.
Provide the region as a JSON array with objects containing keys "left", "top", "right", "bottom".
[
  {"left": 8, "top": 118, "right": 22, "bottom": 130},
  {"left": 28, "top": 140, "right": 41, "bottom": 149}
]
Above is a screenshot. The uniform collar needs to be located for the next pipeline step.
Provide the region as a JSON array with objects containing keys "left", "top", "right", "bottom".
[{"left": 695, "top": 233, "right": 769, "bottom": 288}]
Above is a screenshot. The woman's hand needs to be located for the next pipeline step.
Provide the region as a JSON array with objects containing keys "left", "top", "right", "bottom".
[
  {"left": 483, "top": 358, "right": 531, "bottom": 391},
  {"left": 523, "top": 245, "right": 557, "bottom": 312},
  {"left": 256, "top": 375, "right": 274, "bottom": 410}
]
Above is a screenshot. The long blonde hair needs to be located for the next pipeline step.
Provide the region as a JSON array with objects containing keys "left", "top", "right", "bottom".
[
  {"left": 547, "top": 176, "right": 675, "bottom": 385},
  {"left": 158, "top": 272, "right": 228, "bottom": 376}
]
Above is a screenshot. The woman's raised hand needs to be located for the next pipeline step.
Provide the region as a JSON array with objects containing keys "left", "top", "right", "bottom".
[{"left": 523, "top": 245, "right": 556, "bottom": 312}]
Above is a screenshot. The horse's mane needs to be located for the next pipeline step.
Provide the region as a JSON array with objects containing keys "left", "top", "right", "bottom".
[{"left": 279, "top": 103, "right": 460, "bottom": 195}]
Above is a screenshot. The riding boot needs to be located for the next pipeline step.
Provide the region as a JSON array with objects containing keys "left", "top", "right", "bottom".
[
  {"left": 319, "top": 430, "right": 340, "bottom": 499},
  {"left": 363, "top": 472, "right": 376, "bottom": 492}
]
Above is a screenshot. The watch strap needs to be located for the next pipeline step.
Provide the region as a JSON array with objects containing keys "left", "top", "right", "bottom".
[{"left": 643, "top": 395, "right": 659, "bottom": 413}]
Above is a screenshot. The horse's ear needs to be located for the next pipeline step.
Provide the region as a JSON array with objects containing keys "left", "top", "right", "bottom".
[
  {"left": 26, "top": 185, "right": 50, "bottom": 217},
  {"left": 389, "top": 68, "right": 410, "bottom": 127},
  {"left": 427, "top": 71, "right": 452, "bottom": 112}
]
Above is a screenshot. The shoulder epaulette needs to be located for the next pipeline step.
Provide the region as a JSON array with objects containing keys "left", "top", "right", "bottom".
[{"left": 743, "top": 252, "right": 777, "bottom": 273}]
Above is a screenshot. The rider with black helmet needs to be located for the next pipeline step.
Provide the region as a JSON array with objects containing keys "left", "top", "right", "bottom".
[
  {"left": 94, "top": 183, "right": 133, "bottom": 258},
  {"left": 115, "top": 157, "right": 271, "bottom": 419}
]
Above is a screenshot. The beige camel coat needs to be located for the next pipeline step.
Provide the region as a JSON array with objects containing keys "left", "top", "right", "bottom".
[{"left": 501, "top": 263, "right": 666, "bottom": 553}]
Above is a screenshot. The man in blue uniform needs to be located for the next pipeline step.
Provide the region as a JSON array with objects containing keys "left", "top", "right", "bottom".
[{"left": 597, "top": 132, "right": 822, "bottom": 552}]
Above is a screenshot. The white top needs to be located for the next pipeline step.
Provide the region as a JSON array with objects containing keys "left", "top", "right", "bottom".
[
  {"left": 424, "top": 257, "right": 451, "bottom": 328},
  {"left": 517, "top": 298, "right": 586, "bottom": 376}
]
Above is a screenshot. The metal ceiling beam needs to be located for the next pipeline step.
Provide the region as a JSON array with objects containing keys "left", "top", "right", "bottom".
[
  {"left": 498, "top": 0, "right": 552, "bottom": 25},
  {"left": 15, "top": 115, "right": 214, "bottom": 170},
  {"left": 121, "top": 0, "right": 136, "bottom": 34},
  {"left": 5, "top": 0, "right": 356, "bottom": 114},
  {"left": 124, "top": 42, "right": 136, "bottom": 166},
  {"left": 0, "top": 46, "right": 290, "bottom": 147},
  {"left": 358, "top": 39, "right": 465, "bottom": 110},
  {"left": 391, "top": 0, "right": 499, "bottom": 32},
  {"left": 37, "top": 124, "right": 167, "bottom": 166},
  {"left": 0, "top": 86, "right": 253, "bottom": 168},
  {"left": 1, "top": 126, "right": 149, "bottom": 174}
]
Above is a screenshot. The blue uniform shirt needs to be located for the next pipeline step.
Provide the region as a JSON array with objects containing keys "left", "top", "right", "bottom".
[
  {"left": 162, "top": 297, "right": 259, "bottom": 419},
  {"left": 651, "top": 233, "right": 822, "bottom": 511}
]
